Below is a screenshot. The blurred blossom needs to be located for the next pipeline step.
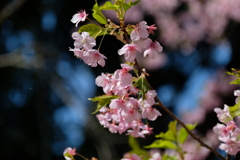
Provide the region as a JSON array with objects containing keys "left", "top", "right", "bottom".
[
  {"left": 103, "top": 0, "right": 240, "bottom": 49},
  {"left": 183, "top": 140, "right": 210, "bottom": 160},
  {"left": 103, "top": 5, "right": 144, "bottom": 24},
  {"left": 137, "top": 52, "right": 167, "bottom": 71}
]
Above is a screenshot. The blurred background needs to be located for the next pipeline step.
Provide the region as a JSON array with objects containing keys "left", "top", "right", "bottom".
[{"left": 0, "top": 0, "right": 240, "bottom": 160}]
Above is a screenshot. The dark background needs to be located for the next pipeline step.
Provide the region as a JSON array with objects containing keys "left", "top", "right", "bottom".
[{"left": 1, "top": 0, "right": 240, "bottom": 160}]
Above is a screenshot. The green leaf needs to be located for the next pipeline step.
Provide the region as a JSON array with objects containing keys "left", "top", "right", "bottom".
[
  {"left": 123, "top": 0, "right": 140, "bottom": 12},
  {"left": 64, "top": 152, "right": 74, "bottom": 160},
  {"left": 229, "top": 100, "right": 240, "bottom": 118},
  {"left": 121, "top": 3, "right": 131, "bottom": 11},
  {"left": 133, "top": 76, "right": 149, "bottom": 96},
  {"left": 155, "top": 121, "right": 177, "bottom": 142},
  {"left": 168, "top": 120, "right": 177, "bottom": 134},
  {"left": 162, "top": 153, "right": 178, "bottom": 160},
  {"left": 229, "top": 78, "right": 240, "bottom": 85},
  {"left": 89, "top": 95, "right": 119, "bottom": 114},
  {"left": 177, "top": 123, "right": 197, "bottom": 144},
  {"left": 78, "top": 24, "right": 108, "bottom": 38},
  {"left": 92, "top": 2, "right": 108, "bottom": 24},
  {"left": 226, "top": 68, "right": 240, "bottom": 85},
  {"left": 92, "top": 10, "right": 108, "bottom": 24},
  {"left": 128, "top": 136, "right": 147, "bottom": 156},
  {"left": 99, "top": 1, "right": 119, "bottom": 11},
  {"left": 155, "top": 130, "right": 176, "bottom": 142},
  {"left": 129, "top": 0, "right": 141, "bottom": 6},
  {"left": 144, "top": 139, "right": 176, "bottom": 150},
  {"left": 92, "top": 1, "right": 99, "bottom": 11}
]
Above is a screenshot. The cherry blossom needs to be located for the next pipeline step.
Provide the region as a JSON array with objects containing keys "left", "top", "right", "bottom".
[
  {"left": 130, "top": 21, "right": 149, "bottom": 42},
  {"left": 142, "top": 107, "right": 161, "bottom": 121},
  {"left": 149, "top": 149, "right": 162, "bottom": 160},
  {"left": 234, "top": 90, "right": 240, "bottom": 103},
  {"left": 83, "top": 49, "right": 107, "bottom": 67},
  {"left": 69, "top": 47, "right": 84, "bottom": 59},
  {"left": 214, "top": 104, "right": 232, "bottom": 124},
  {"left": 143, "top": 38, "right": 163, "bottom": 58},
  {"left": 118, "top": 44, "right": 141, "bottom": 62},
  {"left": 219, "top": 141, "right": 240, "bottom": 156},
  {"left": 72, "top": 32, "right": 96, "bottom": 50},
  {"left": 71, "top": 10, "right": 88, "bottom": 27},
  {"left": 63, "top": 147, "right": 76, "bottom": 160},
  {"left": 122, "top": 153, "right": 141, "bottom": 160},
  {"left": 147, "top": 24, "right": 157, "bottom": 35},
  {"left": 213, "top": 102, "right": 240, "bottom": 156},
  {"left": 95, "top": 73, "right": 114, "bottom": 94}
]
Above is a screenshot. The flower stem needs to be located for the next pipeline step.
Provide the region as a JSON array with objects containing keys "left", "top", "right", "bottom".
[{"left": 76, "top": 153, "right": 90, "bottom": 160}]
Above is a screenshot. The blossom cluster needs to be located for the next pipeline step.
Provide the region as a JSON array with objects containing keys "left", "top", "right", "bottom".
[
  {"left": 213, "top": 90, "right": 240, "bottom": 155},
  {"left": 118, "top": 21, "right": 163, "bottom": 62},
  {"left": 70, "top": 10, "right": 107, "bottom": 67},
  {"left": 93, "top": 21, "right": 163, "bottom": 138},
  {"left": 96, "top": 63, "right": 161, "bottom": 138},
  {"left": 105, "top": 0, "right": 240, "bottom": 50},
  {"left": 70, "top": 32, "right": 107, "bottom": 67},
  {"left": 69, "top": 9, "right": 163, "bottom": 138}
]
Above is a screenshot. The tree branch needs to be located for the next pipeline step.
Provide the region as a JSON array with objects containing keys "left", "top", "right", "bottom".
[{"left": 0, "top": 0, "right": 26, "bottom": 25}]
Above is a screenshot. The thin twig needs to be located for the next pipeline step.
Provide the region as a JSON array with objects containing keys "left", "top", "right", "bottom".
[
  {"left": 0, "top": 0, "right": 26, "bottom": 25},
  {"left": 135, "top": 60, "right": 225, "bottom": 160}
]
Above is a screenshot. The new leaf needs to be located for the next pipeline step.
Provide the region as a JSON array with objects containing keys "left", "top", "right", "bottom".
[{"left": 89, "top": 95, "right": 119, "bottom": 114}]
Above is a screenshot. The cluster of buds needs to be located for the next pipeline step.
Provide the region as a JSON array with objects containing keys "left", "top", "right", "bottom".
[{"left": 213, "top": 90, "right": 240, "bottom": 156}]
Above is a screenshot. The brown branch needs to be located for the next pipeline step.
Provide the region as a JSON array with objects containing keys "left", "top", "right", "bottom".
[
  {"left": 134, "top": 60, "right": 225, "bottom": 160},
  {"left": 0, "top": 0, "right": 26, "bottom": 25},
  {"left": 118, "top": 24, "right": 226, "bottom": 160}
]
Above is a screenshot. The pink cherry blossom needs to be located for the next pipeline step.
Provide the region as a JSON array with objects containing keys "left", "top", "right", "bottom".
[
  {"left": 213, "top": 123, "right": 230, "bottom": 138},
  {"left": 109, "top": 99, "right": 127, "bottom": 112},
  {"left": 63, "top": 147, "right": 76, "bottom": 160},
  {"left": 130, "top": 21, "right": 149, "bottom": 41},
  {"left": 95, "top": 73, "right": 114, "bottom": 94},
  {"left": 141, "top": 125, "right": 153, "bottom": 135},
  {"left": 142, "top": 107, "right": 161, "bottom": 121},
  {"left": 113, "top": 64, "right": 133, "bottom": 86},
  {"left": 109, "top": 123, "right": 119, "bottom": 133},
  {"left": 214, "top": 104, "right": 232, "bottom": 123},
  {"left": 127, "top": 129, "right": 145, "bottom": 138},
  {"left": 83, "top": 49, "right": 107, "bottom": 67},
  {"left": 147, "top": 24, "right": 157, "bottom": 35},
  {"left": 146, "top": 90, "right": 157, "bottom": 104},
  {"left": 71, "top": 10, "right": 88, "bottom": 27},
  {"left": 69, "top": 47, "right": 84, "bottom": 58},
  {"left": 118, "top": 44, "right": 141, "bottom": 62},
  {"left": 143, "top": 38, "right": 163, "bottom": 58},
  {"left": 219, "top": 141, "right": 240, "bottom": 156},
  {"left": 122, "top": 153, "right": 141, "bottom": 160},
  {"left": 124, "top": 109, "right": 141, "bottom": 123},
  {"left": 231, "top": 128, "right": 240, "bottom": 143},
  {"left": 149, "top": 149, "right": 162, "bottom": 160},
  {"left": 73, "top": 32, "right": 96, "bottom": 50},
  {"left": 234, "top": 90, "right": 240, "bottom": 103}
]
